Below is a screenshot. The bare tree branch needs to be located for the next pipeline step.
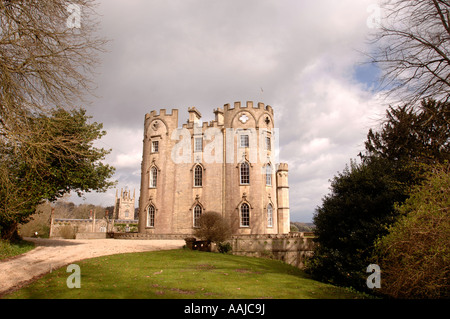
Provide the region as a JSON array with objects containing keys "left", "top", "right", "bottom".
[
  {"left": 0, "top": 0, "right": 112, "bottom": 240},
  {"left": 0, "top": 0, "right": 107, "bottom": 143},
  {"left": 369, "top": 0, "right": 450, "bottom": 106}
]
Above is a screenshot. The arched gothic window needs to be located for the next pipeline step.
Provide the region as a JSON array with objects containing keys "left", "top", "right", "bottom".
[{"left": 240, "top": 203, "right": 250, "bottom": 227}]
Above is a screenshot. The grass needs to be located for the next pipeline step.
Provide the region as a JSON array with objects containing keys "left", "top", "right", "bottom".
[
  {"left": 0, "top": 239, "right": 35, "bottom": 260},
  {"left": 4, "top": 249, "right": 369, "bottom": 299}
]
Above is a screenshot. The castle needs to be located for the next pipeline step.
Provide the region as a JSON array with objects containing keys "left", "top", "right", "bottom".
[{"left": 138, "top": 101, "right": 290, "bottom": 236}]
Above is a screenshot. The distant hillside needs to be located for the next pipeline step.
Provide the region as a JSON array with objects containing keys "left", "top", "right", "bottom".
[{"left": 291, "top": 222, "right": 315, "bottom": 232}]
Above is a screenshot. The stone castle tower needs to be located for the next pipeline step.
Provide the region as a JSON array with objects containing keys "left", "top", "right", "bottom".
[
  {"left": 113, "top": 188, "right": 136, "bottom": 220},
  {"left": 138, "top": 101, "right": 290, "bottom": 236}
]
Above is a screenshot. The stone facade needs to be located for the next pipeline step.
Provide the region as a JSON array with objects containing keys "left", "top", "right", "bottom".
[
  {"left": 50, "top": 217, "right": 138, "bottom": 239},
  {"left": 49, "top": 187, "right": 138, "bottom": 239},
  {"left": 138, "top": 101, "right": 290, "bottom": 237},
  {"left": 51, "top": 218, "right": 109, "bottom": 237},
  {"left": 113, "top": 188, "right": 136, "bottom": 220},
  {"left": 228, "top": 233, "right": 315, "bottom": 269}
]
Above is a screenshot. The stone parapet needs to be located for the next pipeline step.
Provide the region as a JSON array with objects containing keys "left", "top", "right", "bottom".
[
  {"left": 112, "top": 232, "right": 189, "bottom": 240},
  {"left": 229, "top": 232, "right": 315, "bottom": 269}
]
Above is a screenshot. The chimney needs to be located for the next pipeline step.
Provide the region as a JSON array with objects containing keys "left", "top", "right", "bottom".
[
  {"left": 188, "top": 107, "right": 202, "bottom": 124},
  {"left": 214, "top": 107, "right": 224, "bottom": 126}
]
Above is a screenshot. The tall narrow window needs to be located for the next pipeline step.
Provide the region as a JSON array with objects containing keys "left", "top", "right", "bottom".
[
  {"left": 267, "top": 204, "right": 273, "bottom": 228},
  {"left": 147, "top": 205, "right": 155, "bottom": 228},
  {"left": 240, "top": 203, "right": 250, "bottom": 227},
  {"left": 266, "top": 136, "right": 271, "bottom": 151},
  {"left": 266, "top": 164, "right": 272, "bottom": 186},
  {"left": 150, "top": 167, "right": 157, "bottom": 188},
  {"left": 194, "top": 165, "right": 203, "bottom": 187},
  {"left": 194, "top": 137, "right": 203, "bottom": 152},
  {"left": 193, "top": 205, "right": 202, "bottom": 227},
  {"left": 240, "top": 162, "right": 250, "bottom": 185}
]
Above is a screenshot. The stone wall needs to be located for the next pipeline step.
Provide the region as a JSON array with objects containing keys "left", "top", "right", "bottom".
[
  {"left": 112, "top": 232, "right": 187, "bottom": 240},
  {"left": 50, "top": 218, "right": 138, "bottom": 239},
  {"left": 229, "top": 233, "right": 315, "bottom": 269},
  {"left": 183, "top": 232, "right": 315, "bottom": 269},
  {"left": 75, "top": 232, "right": 109, "bottom": 239}
]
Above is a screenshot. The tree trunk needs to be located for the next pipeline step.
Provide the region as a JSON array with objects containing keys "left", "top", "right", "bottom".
[{"left": 1, "top": 222, "right": 21, "bottom": 242}]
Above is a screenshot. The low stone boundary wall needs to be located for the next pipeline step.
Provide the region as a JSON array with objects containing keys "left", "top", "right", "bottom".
[
  {"left": 50, "top": 218, "right": 138, "bottom": 239},
  {"left": 111, "top": 232, "right": 188, "bottom": 240},
  {"left": 229, "top": 233, "right": 315, "bottom": 269},
  {"left": 183, "top": 233, "right": 315, "bottom": 269},
  {"left": 75, "top": 232, "right": 108, "bottom": 239}
]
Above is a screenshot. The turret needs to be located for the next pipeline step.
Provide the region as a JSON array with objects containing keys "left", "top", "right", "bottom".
[{"left": 276, "top": 163, "right": 290, "bottom": 234}]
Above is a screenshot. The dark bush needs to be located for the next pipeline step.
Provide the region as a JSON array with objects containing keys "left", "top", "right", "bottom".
[{"left": 218, "top": 242, "right": 232, "bottom": 254}]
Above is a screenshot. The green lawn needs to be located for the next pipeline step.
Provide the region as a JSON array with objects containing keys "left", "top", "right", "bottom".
[
  {"left": 4, "top": 249, "right": 369, "bottom": 299},
  {"left": 0, "top": 239, "right": 35, "bottom": 260}
]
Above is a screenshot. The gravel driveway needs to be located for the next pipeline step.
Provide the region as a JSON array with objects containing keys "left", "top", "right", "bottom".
[{"left": 0, "top": 237, "right": 185, "bottom": 296}]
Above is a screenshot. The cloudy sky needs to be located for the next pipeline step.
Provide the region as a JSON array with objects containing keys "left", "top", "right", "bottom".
[{"left": 70, "top": 0, "right": 388, "bottom": 223}]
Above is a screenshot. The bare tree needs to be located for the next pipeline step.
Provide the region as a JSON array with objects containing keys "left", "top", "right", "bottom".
[
  {"left": 369, "top": 0, "right": 450, "bottom": 106},
  {"left": 0, "top": 0, "right": 107, "bottom": 142},
  {"left": 194, "top": 212, "right": 231, "bottom": 244},
  {"left": 0, "top": 1, "right": 112, "bottom": 240}
]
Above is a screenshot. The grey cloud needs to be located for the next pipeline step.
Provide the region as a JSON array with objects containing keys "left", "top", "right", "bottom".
[{"left": 71, "top": 0, "right": 385, "bottom": 222}]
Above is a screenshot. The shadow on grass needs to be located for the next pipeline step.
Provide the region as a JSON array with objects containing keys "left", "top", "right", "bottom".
[
  {"left": 0, "top": 239, "right": 36, "bottom": 261},
  {"left": 24, "top": 237, "right": 83, "bottom": 247}
]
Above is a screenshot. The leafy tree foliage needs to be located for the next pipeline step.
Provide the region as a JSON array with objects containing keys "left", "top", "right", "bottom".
[
  {"left": 0, "top": 108, "right": 115, "bottom": 240},
  {"left": 307, "top": 157, "right": 407, "bottom": 289},
  {"left": 375, "top": 164, "right": 450, "bottom": 299},
  {"left": 365, "top": 99, "right": 450, "bottom": 168},
  {"left": 0, "top": 1, "right": 111, "bottom": 241},
  {"left": 307, "top": 99, "right": 449, "bottom": 291}
]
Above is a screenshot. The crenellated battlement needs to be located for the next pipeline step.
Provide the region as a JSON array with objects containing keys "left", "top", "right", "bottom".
[
  {"left": 144, "top": 102, "right": 273, "bottom": 124},
  {"left": 222, "top": 101, "right": 274, "bottom": 115},
  {"left": 181, "top": 119, "right": 222, "bottom": 130},
  {"left": 145, "top": 109, "right": 179, "bottom": 119}
]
